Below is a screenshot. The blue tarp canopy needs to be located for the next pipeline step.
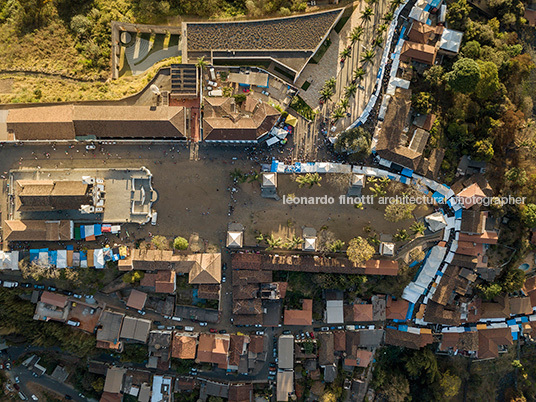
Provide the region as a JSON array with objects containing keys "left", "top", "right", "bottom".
[
  {"left": 405, "top": 303, "right": 415, "bottom": 320},
  {"left": 432, "top": 191, "right": 445, "bottom": 202}
]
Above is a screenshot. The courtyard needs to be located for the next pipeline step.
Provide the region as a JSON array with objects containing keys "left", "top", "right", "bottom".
[{"left": 0, "top": 143, "right": 428, "bottom": 253}]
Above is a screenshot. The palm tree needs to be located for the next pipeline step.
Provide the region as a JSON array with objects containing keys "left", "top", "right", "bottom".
[
  {"left": 331, "top": 108, "right": 345, "bottom": 122},
  {"left": 196, "top": 56, "right": 208, "bottom": 70},
  {"left": 349, "top": 26, "right": 364, "bottom": 45},
  {"left": 390, "top": 0, "right": 404, "bottom": 10},
  {"left": 248, "top": 171, "right": 261, "bottom": 183},
  {"left": 255, "top": 233, "right": 265, "bottom": 245},
  {"left": 324, "top": 77, "right": 337, "bottom": 92},
  {"left": 361, "top": 7, "right": 374, "bottom": 24},
  {"left": 372, "top": 36, "right": 384, "bottom": 49},
  {"left": 286, "top": 235, "right": 304, "bottom": 250},
  {"left": 266, "top": 234, "right": 283, "bottom": 250},
  {"left": 353, "top": 67, "right": 366, "bottom": 82},
  {"left": 339, "top": 98, "right": 349, "bottom": 110},
  {"left": 319, "top": 87, "right": 333, "bottom": 103},
  {"left": 361, "top": 49, "right": 375, "bottom": 65},
  {"left": 340, "top": 47, "right": 351, "bottom": 60},
  {"left": 410, "top": 221, "right": 426, "bottom": 235},
  {"left": 377, "top": 24, "right": 388, "bottom": 34},
  {"left": 383, "top": 11, "right": 394, "bottom": 22},
  {"left": 230, "top": 168, "right": 244, "bottom": 182},
  {"left": 345, "top": 83, "right": 357, "bottom": 99}
]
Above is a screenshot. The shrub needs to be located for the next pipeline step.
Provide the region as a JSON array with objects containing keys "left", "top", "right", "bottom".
[{"left": 173, "top": 236, "right": 189, "bottom": 250}]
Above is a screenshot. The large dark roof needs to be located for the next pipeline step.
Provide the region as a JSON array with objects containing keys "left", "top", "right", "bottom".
[
  {"left": 7, "top": 105, "right": 186, "bottom": 140},
  {"left": 203, "top": 97, "right": 280, "bottom": 141}
]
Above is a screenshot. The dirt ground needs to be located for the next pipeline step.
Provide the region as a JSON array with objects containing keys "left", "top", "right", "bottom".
[
  {"left": 26, "top": 382, "right": 64, "bottom": 401},
  {"left": 0, "top": 142, "right": 426, "bottom": 251}
]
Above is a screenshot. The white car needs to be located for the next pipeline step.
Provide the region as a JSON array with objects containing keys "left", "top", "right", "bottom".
[
  {"left": 199, "top": 322, "right": 208, "bottom": 326},
  {"left": 31, "top": 395, "right": 39, "bottom": 401},
  {"left": 261, "top": 90, "right": 270, "bottom": 96},
  {"left": 208, "top": 80, "right": 218, "bottom": 87},
  {"left": 85, "top": 144, "right": 96, "bottom": 150}
]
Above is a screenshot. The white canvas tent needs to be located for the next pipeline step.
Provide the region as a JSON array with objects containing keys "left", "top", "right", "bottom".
[
  {"left": 303, "top": 237, "right": 316, "bottom": 251},
  {"left": 425, "top": 212, "right": 447, "bottom": 232},
  {"left": 226, "top": 231, "right": 243, "bottom": 248},
  {"left": 439, "top": 28, "right": 463, "bottom": 53},
  {"left": 56, "top": 250, "right": 68, "bottom": 269},
  {"left": 262, "top": 173, "right": 277, "bottom": 187},
  {"left": 0, "top": 251, "right": 19, "bottom": 270},
  {"left": 94, "top": 249, "right": 105, "bottom": 269}
]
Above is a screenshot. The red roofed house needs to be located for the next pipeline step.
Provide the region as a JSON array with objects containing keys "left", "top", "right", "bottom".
[
  {"left": 344, "top": 350, "right": 373, "bottom": 368},
  {"left": 345, "top": 304, "right": 374, "bottom": 322},
  {"left": 126, "top": 289, "right": 147, "bottom": 310},
  {"left": 284, "top": 299, "right": 313, "bottom": 326},
  {"left": 478, "top": 328, "right": 513, "bottom": 359},
  {"left": 197, "top": 333, "right": 230, "bottom": 368},
  {"left": 140, "top": 271, "right": 176, "bottom": 294},
  {"left": 386, "top": 297, "right": 409, "bottom": 320}
]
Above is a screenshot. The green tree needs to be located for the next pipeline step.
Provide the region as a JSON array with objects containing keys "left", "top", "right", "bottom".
[
  {"left": 475, "top": 61, "right": 500, "bottom": 100},
  {"left": 424, "top": 65, "right": 445, "bottom": 88},
  {"left": 347, "top": 237, "right": 375, "bottom": 264},
  {"left": 361, "top": 49, "right": 376, "bottom": 65},
  {"left": 440, "top": 371, "right": 462, "bottom": 398},
  {"left": 295, "top": 173, "right": 322, "bottom": 188},
  {"left": 379, "top": 373, "right": 410, "bottom": 402},
  {"left": 410, "top": 221, "right": 426, "bottom": 235},
  {"left": 173, "top": 236, "right": 189, "bottom": 250},
  {"left": 151, "top": 235, "right": 170, "bottom": 250},
  {"left": 521, "top": 203, "right": 536, "bottom": 228},
  {"left": 412, "top": 92, "right": 433, "bottom": 114},
  {"left": 361, "top": 6, "right": 374, "bottom": 23},
  {"left": 334, "top": 127, "right": 371, "bottom": 157},
  {"left": 123, "top": 271, "right": 145, "bottom": 284},
  {"left": 505, "top": 167, "right": 528, "bottom": 186},
  {"left": 349, "top": 26, "right": 364, "bottom": 45},
  {"left": 331, "top": 108, "right": 345, "bottom": 122},
  {"left": 477, "top": 283, "right": 503, "bottom": 300},
  {"left": 394, "top": 229, "right": 409, "bottom": 241},
  {"left": 328, "top": 239, "right": 345, "bottom": 253},
  {"left": 446, "top": 0, "right": 472, "bottom": 29},
  {"left": 344, "top": 83, "right": 357, "bottom": 99},
  {"left": 385, "top": 201, "right": 416, "bottom": 222},
  {"left": 404, "top": 348, "right": 440, "bottom": 383},
  {"left": 500, "top": 268, "right": 525, "bottom": 293},
  {"left": 340, "top": 47, "right": 351, "bottom": 60},
  {"left": 473, "top": 139, "right": 494, "bottom": 162},
  {"left": 446, "top": 58, "right": 481, "bottom": 94},
  {"left": 353, "top": 67, "right": 366, "bottom": 82},
  {"left": 233, "top": 93, "right": 247, "bottom": 105},
  {"left": 461, "top": 40, "right": 482, "bottom": 59},
  {"left": 91, "top": 377, "right": 104, "bottom": 393}
]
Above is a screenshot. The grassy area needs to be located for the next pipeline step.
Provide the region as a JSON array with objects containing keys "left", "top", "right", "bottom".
[
  {"left": 0, "top": 56, "right": 181, "bottom": 103},
  {"left": 289, "top": 95, "right": 315, "bottom": 120}
]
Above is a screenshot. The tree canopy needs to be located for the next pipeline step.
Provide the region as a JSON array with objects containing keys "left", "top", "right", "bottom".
[
  {"left": 446, "top": 58, "right": 481, "bottom": 94},
  {"left": 347, "top": 237, "right": 375, "bottom": 264}
]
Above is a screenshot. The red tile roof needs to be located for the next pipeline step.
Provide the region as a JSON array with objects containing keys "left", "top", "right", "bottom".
[{"left": 284, "top": 299, "right": 313, "bottom": 326}]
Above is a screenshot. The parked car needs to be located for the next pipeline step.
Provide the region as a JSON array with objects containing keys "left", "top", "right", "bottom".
[
  {"left": 166, "top": 326, "right": 174, "bottom": 330},
  {"left": 218, "top": 329, "right": 227, "bottom": 334},
  {"left": 85, "top": 144, "right": 96, "bottom": 151},
  {"left": 157, "top": 325, "right": 165, "bottom": 330},
  {"left": 268, "top": 375, "right": 275, "bottom": 381},
  {"left": 222, "top": 274, "right": 226, "bottom": 283},
  {"left": 14, "top": 384, "right": 20, "bottom": 390},
  {"left": 73, "top": 294, "right": 82, "bottom": 299},
  {"left": 199, "top": 322, "right": 208, "bottom": 327},
  {"left": 269, "top": 363, "right": 276, "bottom": 368},
  {"left": 261, "top": 90, "right": 270, "bottom": 96},
  {"left": 209, "top": 328, "right": 217, "bottom": 333},
  {"left": 47, "top": 286, "right": 56, "bottom": 291},
  {"left": 175, "top": 326, "right": 184, "bottom": 330},
  {"left": 320, "top": 327, "right": 329, "bottom": 331},
  {"left": 21, "top": 283, "right": 31, "bottom": 288},
  {"left": 18, "top": 391, "right": 27, "bottom": 400},
  {"left": 282, "top": 330, "right": 291, "bottom": 335},
  {"left": 15, "top": 376, "right": 20, "bottom": 383},
  {"left": 137, "top": 310, "right": 146, "bottom": 315},
  {"left": 64, "top": 396, "right": 72, "bottom": 400},
  {"left": 31, "top": 395, "right": 38, "bottom": 401},
  {"left": 254, "top": 324, "right": 262, "bottom": 328},
  {"left": 269, "top": 369, "right": 276, "bottom": 375},
  {"left": 62, "top": 290, "right": 73, "bottom": 296},
  {"left": 154, "top": 321, "right": 162, "bottom": 325},
  {"left": 309, "top": 332, "right": 315, "bottom": 339},
  {"left": 208, "top": 80, "right": 218, "bottom": 87},
  {"left": 222, "top": 263, "right": 227, "bottom": 271},
  {"left": 255, "top": 331, "right": 264, "bottom": 335}
]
